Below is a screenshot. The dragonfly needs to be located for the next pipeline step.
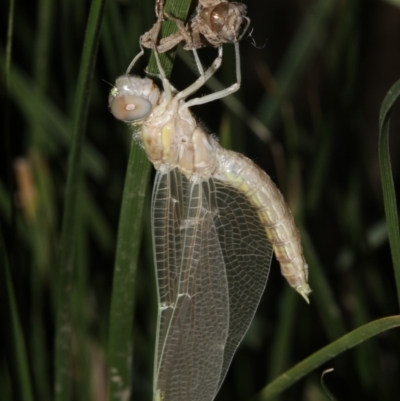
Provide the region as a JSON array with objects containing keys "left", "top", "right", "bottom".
[{"left": 109, "top": 40, "right": 311, "bottom": 401}]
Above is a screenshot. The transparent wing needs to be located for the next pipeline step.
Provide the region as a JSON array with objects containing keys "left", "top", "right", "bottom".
[
  {"left": 211, "top": 179, "right": 273, "bottom": 390},
  {"left": 151, "top": 169, "right": 273, "bottom": 401},
  {"left": 152, "top": 169, "right": 229, "bottom": 401}
]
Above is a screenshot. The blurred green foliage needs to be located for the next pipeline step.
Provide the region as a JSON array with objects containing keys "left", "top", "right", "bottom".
[{"left": 1, "top": 1, "right": 400, "bottom": 401}]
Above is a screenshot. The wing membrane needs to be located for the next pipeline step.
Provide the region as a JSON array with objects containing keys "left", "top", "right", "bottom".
[
  {"left": 211, "top": 179, "right": 273, "bottom": 390},
  {"left": 151, "top": 170, "right": 273, "bottom": 401},
  {"left": 152, "top": 169, "right": 229, "bottom": 401}
]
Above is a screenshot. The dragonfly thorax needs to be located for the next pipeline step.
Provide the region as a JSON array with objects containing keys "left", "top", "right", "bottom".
[{"left": 141, "top": 97, "right": 219, "bottom": 178}]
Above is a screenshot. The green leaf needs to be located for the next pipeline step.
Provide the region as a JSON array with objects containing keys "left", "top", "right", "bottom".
[
  {"left": 54, "top": 1, "right": 107, "bottom": 401},
  {"left": 252, "top": 315, "right": 400, "bottom": 401},
  {"left": 378, "top": 78, "right": 400, "bottom": 310},
  {"left": 4, "top": 0, "right": 16, "bottom": 257},
  {"left": 3, "top": 242, "right": 34, "bottom": 401},
  {"left": 256, "top": 0, "right": 338, "bottom": 130},
  {"left": 107, "top": 138, "right": 151, "bottom": 401},
  {"left": 303, "top": 229, "right": 347, "bottom": 340},
  {"left": 0, "top": 52, "right": 107, "bottom": 180}
]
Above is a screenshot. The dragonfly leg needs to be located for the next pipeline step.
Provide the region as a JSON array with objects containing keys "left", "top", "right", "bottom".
[
  {"left": 126, "top": 40, "right": 145, "bottom": 74},
  {"left": 177, "top": 45, "right": 223, "bottom": 101},
  {"left": 184, "top": 42, "right": 241, "bottom": 109},
  {"left": 153, "top": 48, "right": 174, "bottom": 101},
  {"left": 191, "top": 48, "right": 205, "bottom": 77}
]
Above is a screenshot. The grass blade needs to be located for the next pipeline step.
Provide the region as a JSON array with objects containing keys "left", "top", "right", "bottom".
[
  {"left": 303, "top": 229, "right": 346, "bottom": 340},
  {"left": 54, "top": 1, "right": 107, "bottom": 400},
  {"left": 252, "top": 315, "right": 400, "bottom": 401},
  {"left": 30, "top": 0, "right": 54, "bottom": 149},
  {"left": 266, "top": 287, "right": 297, "bottom": 383},
  {"left": 3, "top": 241, "right": 34, "bottom": 401},
  {"left": 107, "top": 139, "right": 152, "bottom": 401},
  {"left": 0, "top": 53, "right": 106, "bottom": 180},
  {"left": 378, "top": 78, "right": 400, "bottom": 310},
  {"left": 255, "top": 0, "right": 337, "bottom": 129},
  {"left": 4, "top": 0, "right": 16, "bottom": 264}
]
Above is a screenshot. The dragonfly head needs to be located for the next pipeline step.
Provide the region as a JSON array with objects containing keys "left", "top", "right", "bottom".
[{"left": 109, "top": 75, "right": 161, "bottom": 122}]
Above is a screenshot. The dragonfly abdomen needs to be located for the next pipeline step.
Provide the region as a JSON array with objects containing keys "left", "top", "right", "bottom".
[{"left": 215, "top": 147, "right": 311, "bottom": 302}]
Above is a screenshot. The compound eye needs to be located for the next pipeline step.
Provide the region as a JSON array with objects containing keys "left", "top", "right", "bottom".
[{"left": 110, "top": 95, "right": 152, "bottom": 122}]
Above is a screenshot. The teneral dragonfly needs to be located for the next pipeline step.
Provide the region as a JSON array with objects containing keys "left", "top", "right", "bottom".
[{"left": 109, "top": 43, "right": 311, "bottom": 401}]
